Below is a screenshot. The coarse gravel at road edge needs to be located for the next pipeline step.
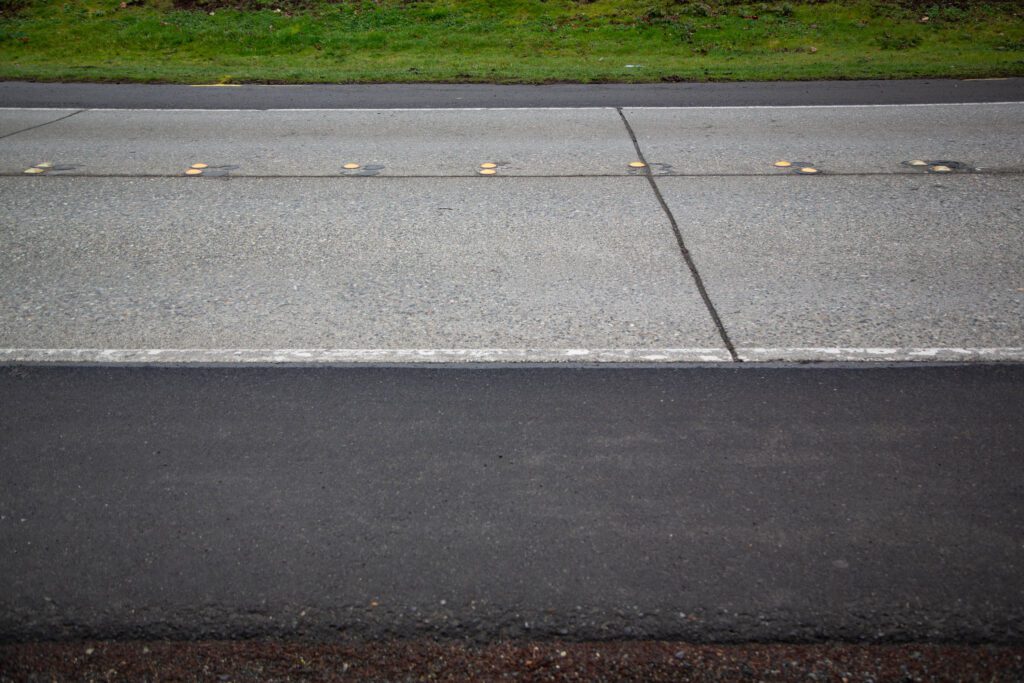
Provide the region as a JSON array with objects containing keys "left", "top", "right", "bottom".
[{"left": 2, "top": 641, "right": 1023, "bottom": 682}]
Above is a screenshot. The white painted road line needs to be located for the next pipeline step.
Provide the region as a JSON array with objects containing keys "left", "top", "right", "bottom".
[
  {"left": 0, "top": 348, "right": 735, "bottom": 363},
  {"left": 2, "top": 102, "right": 1023, "bottom": 112},
  {"left": 738, "top": 347, "right": 1024, "bottom": 362},
  {"left": 2, "top": 348, "right": 1023, "bottom": 364}
]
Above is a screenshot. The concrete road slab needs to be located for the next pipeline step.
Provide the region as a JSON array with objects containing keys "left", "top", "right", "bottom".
[
  {"left": 0, "top": 108, "right": 639, "bottom": 177},
  {"left": 0, "top": 176, "right": 725, "bottom": 357},
  {"left": 623, "top": 104, "right": 1024, "bottom": 175},
  {"left": 655, "top": 175, "right": 1024, "bottom": 360},
  {"left": 0, "top": 109, "right": 78, "bottom": 139}
]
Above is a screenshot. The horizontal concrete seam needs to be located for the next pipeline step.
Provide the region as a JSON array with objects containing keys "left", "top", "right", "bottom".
[
  {"left": 4, "top": 172, "right": 1019, "bottom": 180},
  {"left": 0, "top": 173, "right": 649, "bottom": 179}
]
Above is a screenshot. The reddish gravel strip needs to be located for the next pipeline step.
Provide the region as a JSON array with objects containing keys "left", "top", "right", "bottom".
[{"left": 2, "top": 641, "right": 1023, "bottom": 682}]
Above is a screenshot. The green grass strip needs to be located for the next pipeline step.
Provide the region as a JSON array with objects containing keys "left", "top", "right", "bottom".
[{"left": 1, "top": 0, "right": 1022, "bottom": 83}]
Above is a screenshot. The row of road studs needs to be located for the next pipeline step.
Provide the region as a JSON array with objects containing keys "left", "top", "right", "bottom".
[
  {"left": 18, "top": 159, "right": 974, "bottom": 176},
  {"left": 774, "top": 160, "right": 820, "bottom": 175},
  {"left": 21, "top": 162, "right": 76, "bottom": 174}
]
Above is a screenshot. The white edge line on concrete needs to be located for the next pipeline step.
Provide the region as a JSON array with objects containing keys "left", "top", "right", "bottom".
[
  {"left": 618, "top": 102, "right": 1024, "bottom": 109},
  {"left": 1, "top": 102, "right": 1023, "bottom": 112},
  {"left": 738, "top": 347, "right": 1024, "bottom": 362},
  {"left": 0, "top": 348, "right": 734, "bottom": 363},
  {"left": 2, "top": 348, "right": 1024, "bottom": 363}
]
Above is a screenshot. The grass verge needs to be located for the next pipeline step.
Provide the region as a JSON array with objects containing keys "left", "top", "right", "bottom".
[{"left": 0, "top": 0, "right": 1022, "bottom": 84}]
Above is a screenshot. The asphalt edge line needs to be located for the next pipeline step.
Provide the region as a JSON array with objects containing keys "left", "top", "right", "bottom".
[
  {"left": 2, "top": 102, "right": 1023, "bottom": 112},
  {"left": 0, "top": 108, "right": 86, "bottom": 141},
  {"left": 616, "top": 107, "right": 740, "bottom": 362}
]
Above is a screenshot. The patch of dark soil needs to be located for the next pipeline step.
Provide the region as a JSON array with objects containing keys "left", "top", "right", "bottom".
[
  {"left": 2, "top": 640, "right": 1023, "bottom": 682},
  {"left": 892, "top": 0, "right": 1021, "bottom": 10},
  {"left": 168, "top": 0, "right": 418, "bottom": 12},
  {"left": 169, "top": 0, "right": 316, "bottom": 11},
  {"left": 0, "top": 0, "right": 31, "bottom": 18}
]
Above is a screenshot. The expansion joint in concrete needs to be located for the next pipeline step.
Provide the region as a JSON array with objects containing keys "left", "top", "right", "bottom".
[
  {"left": 0, "top": 108, "right": 86, "bottom": 141},
  {"left": 616, "top": 107, "right": 739, "bottom": 362}
]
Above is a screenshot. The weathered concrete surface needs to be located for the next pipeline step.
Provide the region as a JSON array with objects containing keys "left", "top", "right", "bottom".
[
  {"left": 654, "top": 174, "right": 1024, "bottom": 358},
  {"left": 0, "top": 176, "right": 722, "bottom": 353}
]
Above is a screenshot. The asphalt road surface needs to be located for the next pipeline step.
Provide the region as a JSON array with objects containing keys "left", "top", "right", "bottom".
[
  {"left": 1, "top": 77, "right": 1022, "bottom": 109},
  {"left": 2, "top": 363, "right": 1023, "bottom": 642}
]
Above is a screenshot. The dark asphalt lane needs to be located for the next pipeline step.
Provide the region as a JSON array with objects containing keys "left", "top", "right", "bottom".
[
  {"left": 1, "top": 78, "right": 1022, "bottom": 109},
  {"left": 1, "top": 363, "right": 1023, "bottom": 643}
]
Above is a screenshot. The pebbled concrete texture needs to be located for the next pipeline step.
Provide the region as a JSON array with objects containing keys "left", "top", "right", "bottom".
[
  {"left": 655, "top": 174, "right": 1024, "bottom": 353},
  {"left": 3, "top": 105, "right": 1023, "bottom": 179},
  {"left": 1, "top": 104, "right": 1023, "bottom": 362},
  {"left": 623, "top": 103, "right": 1024, "bottom": 175},
  {"left": 0, "top": 176, "right": 722, "bottom": 350},
  {"left": 2, "top": 364, "right": 1023, "bottom": 642},
  {"left": 0, "top": 108, "right": 639, "bottom": 177},
  {"left": 0, "top": 109, "right": 78, "bottom": 139}
]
